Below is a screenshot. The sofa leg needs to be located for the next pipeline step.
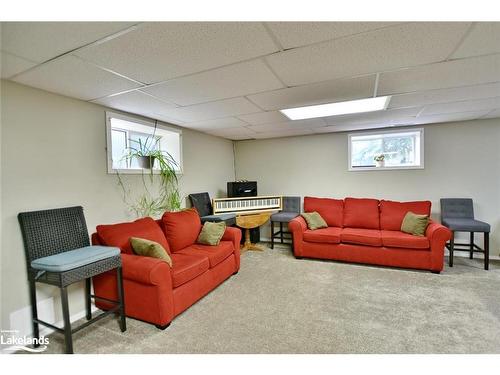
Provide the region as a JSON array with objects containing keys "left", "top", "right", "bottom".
[
  {"left": 294, "top": 255, "right": 302, "bottom": 260},
  {"left": 431, "top": 270, "right": 441, "bottom": 274},
  {"left": 155, "top": 323, "right": 171, "bottom": 330}
]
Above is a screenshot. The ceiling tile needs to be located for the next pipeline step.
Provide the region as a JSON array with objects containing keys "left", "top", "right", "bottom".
[
  {"left": 237, "top": 111, "right": 288, "bottom": 125},
  {"left": 75, "top": 22, "right": 279, "bottom": 84},
  {"left": 266, "top": 22, "right": 471, "bottom": 86},
  {"left": 161, "top": 97, "right": 261, "bottom": 123},
  {"left": 93, "top": 90, "right": 179, "bottom": 120},
  {"left": 266, "top": 22, "right": 400, "bottom": 49},
  {"left": 1, "top": 51, "right": 37, "bottom": 78},
  {"left": 452, "top": 22, "right": 500, "bottom": 59},
  {"left": 182, "top": 117, "right": 248, "bottom": 131},
  {"left": 1, "top": 22, "right": 135, "bottom": 63},
  {"left": 248, "top": 118, "right": 326, "bottom": 133},
  {"left": 313, "top": 122, "right": 416, "bottom": 133},
  {"left": 252, "top": 128, "right": 315, "bottom": 139},
  {"left": 246, "top": 75, "right": 376, "bottom": 111},
  {"left": 11, "top": 55, "right": 141, "bottom": 101},
  {"left": 483, "top": 109, "right": 500, "bottom": 119},
  {"left": 208, "top": 126, "right": 257, "bottom": 138},
  {"left": 388, "top": 82, "right": 500, "bottom": 109},
  {"left": 420, "top": 97, "right": 500, "bottom": 116},
  {"left": 412, "top": 110, "right": 491, "bottom": 124},
  {"left": 323, "top": 107, "right": 422, "bottom": 126},
  {"left": 142, "top": 60, "right": 284, "bottom": 106},
  {"left": 378, "top": 54, "right": 500, "bottom": 95}
]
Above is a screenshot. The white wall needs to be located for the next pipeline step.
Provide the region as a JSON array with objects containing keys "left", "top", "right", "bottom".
[
  {"left": 235, "top": 119, "right": 500, "bottom": 255},
  {"left": 0, "top": 80, "right": 235, "bottom": 334}
]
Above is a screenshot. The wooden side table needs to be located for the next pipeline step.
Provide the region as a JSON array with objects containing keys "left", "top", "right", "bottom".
[{"left": 236, "top": 213, "right": 271, "bottom": 252}]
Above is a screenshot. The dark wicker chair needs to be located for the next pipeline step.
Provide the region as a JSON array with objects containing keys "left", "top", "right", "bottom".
[
  {"left": 189, "top": 192, "right": 236, "bottom": 226},
  {"left": 18, "top": 206, "right": 126, "bottom": 354}
]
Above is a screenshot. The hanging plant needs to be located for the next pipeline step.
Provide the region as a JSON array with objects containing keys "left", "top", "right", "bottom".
[{"left": 116, "top": 120, "right": 182, "bottom": 218}]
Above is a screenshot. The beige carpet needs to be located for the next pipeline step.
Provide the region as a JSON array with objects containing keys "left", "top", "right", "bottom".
[{"left": 40, "top": 245, "right": 500, "bottom": 354}]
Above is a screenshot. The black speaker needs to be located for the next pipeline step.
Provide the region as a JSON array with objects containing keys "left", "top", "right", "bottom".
[
  {"left": 227, "top": 181, "right": 257, "bottom": 198},
  {"left": 227, "top": 181, "right": 260, "bottom": 244}
]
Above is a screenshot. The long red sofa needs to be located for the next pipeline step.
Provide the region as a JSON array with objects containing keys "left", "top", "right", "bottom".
[
  {"left": 90, "top": 208, "right": 241, "bottom": 328},
  {"left": 289, "top": 197, "right": 451, "bottom": 273}
]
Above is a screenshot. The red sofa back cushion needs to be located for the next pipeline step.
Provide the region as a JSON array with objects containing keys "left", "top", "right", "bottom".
[
  {"left": 380, "top": 200, "right": 432, "bottom": 231},
  {"left": 343, "top": 197, "right": 380, "bottom": 229},
  {"left": 303, "top": 196, "right": 343, "bottom": 227},
  {"left": 96, "top": 217, "right": 170, "bottom": 255},
  {"left": 162, "top": 208, "right": 202, "bottom": 252}
]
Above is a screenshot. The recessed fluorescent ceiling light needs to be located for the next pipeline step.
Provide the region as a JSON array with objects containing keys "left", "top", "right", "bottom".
[{"left": 280, "top": 96, "right": 391, "bottom": 120}]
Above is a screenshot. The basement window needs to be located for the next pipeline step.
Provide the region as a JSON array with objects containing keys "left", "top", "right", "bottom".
[
  {"left": 348, "top": 128, "right": 424, "bottom": 171},
  {"left": 105, "top": 112, "right": 182, "bottom": 174}
]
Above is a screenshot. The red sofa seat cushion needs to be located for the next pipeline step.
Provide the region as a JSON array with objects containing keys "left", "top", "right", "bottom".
[
  {"left": 341, "top": 228, "right": 382, "bottom": 246},
  {"left": 303, "top": 227, "right": 342, "bottom": 244},
  {"left": 162, "top": 208, "right": 202, "bottom": 252},
  {"left": 303, "top": 197, "right": 344, "bottom": 227},
  {"left": 170, "top": 253, "right": 209, "bottom": 288},
  {"left": 343, "top": 198, "right": 380, "bottom": 229},
  {"left": 381, "top": 230, "right": 430, "bottom": 250},
  {"left": 177, "top": 241, "right": 234, "bottom": 268},
  {"left": 96, "top": 217, "right": 170, "bottom": 255},
  {"left": 380, "top": 200, "right": 432, "bottom": 231}
]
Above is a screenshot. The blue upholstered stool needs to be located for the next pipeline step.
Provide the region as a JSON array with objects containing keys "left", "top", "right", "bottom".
[
  {"left": 270, "top": 196, "right": 301, "bottom": 249},
  {"left": 440, "top": 198, "right": 490, "bottom": 270}
]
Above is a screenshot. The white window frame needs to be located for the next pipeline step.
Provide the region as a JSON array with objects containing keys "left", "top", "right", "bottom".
[
  {"left": 105, "top": 111, "right": 183, "bottom": 175},
  {"left": 348, "top": 128, "right": 424, "bottom": 171}
]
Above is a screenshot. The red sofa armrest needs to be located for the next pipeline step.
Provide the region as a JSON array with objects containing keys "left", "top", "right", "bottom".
[
  {"left": 288, "top": 216, "right": 307, "bottom": 256},
  {"left": 222, "top": 226, "right": 242, "bottom": 270},
  {"left": 92, "top": 232, "right": 172, "bottom": 286},
  {"left": 121, "top": 253, "right": 173, "bottom": 286},
  {"left": 426, "top": 220, "right": 452, "bottom": 272}
]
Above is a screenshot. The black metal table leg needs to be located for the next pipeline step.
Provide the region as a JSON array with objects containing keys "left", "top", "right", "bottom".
[
  {"left": 449, "top": 231, "right": 455, "bottom": 267},
  {"left": 85, "top": 278, "right": 92, "bottom": 320},
  {"left": 280, "top": 222, "right": 284, "bottom": 243},
  {"left": 484, "top": 232, "right": 489, "bottom": 271},
  {"left": 60, "top": 286, "right": 73, "bottom": 354},
  {"left": 116, "top": 267, "right": 126, "bottom": 332}
]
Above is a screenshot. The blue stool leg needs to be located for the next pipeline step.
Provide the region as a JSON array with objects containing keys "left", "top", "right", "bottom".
[
  {"left": 85, "top": 278, "right": 92, "bottom": 320},
  {"left": 116, "top": 267, "right": 126, "bottom": 332},
  {"left": 60, "top": 286, "right": 73, "bottom": 354},
  {"left": 29, "top": 279, "right": 40, "bottom": 348}
]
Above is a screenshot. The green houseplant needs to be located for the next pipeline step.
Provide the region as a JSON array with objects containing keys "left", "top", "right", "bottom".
[
  {"left": 117, "top": 121, "right": 182, "bottom": 218},
  {"left": 374, "top": 154, "right": 385, "bottom": 167}
]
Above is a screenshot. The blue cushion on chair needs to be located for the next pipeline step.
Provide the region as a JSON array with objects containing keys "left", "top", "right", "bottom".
[
  {"left": 442, "top": 218, "right": 490, "bottom": 232},
  {"left": 201, "top": 214, "right": 236, "bottom": 226},
  {"left": 31, "top": 246, "right": 120, "bottom": 272},
  {"left": 271, "top": 212, "right": 299, "bottom": 223}
]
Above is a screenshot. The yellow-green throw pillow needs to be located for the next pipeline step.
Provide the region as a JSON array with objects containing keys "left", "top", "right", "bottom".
[
  {"left": 130, "top": 237, "right": 172, "bottom": 267},
  {"left": 401, "top": 212, "right": 429, "bottom": 237},
  {"left": 301, "top": 212, "right": 328, "bottom": 230},
  {"left": 197, "top": 221, "right": 226, "bottom": 246}
]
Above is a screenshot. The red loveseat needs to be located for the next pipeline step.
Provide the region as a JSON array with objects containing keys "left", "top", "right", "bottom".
[
  {"left": 289, "top": 197, "right": 451, "bottom": 273},
  {"left": 90, "top": 208, "right": 241, "bottom": 328}
]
